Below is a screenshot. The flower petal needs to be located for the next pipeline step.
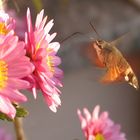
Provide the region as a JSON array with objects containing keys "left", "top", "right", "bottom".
[
  {"left": 0, "top": 95, "right": 16, "bottom": 118},
  {"left": 1, "top": 88, "right": 27, "bottom": 102}
]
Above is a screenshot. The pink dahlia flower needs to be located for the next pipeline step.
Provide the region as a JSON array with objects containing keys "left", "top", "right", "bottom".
[
  {"left": 77, "top": 106, "right": 126, "bottom": 140},
  {"left": 0, "top": 10, "right": 15, "bottom": 35},
  {"left": 0, "top": 31, "right": 34, "bottom": 118},
  {"left": 25, "top": 8, "right": 63, "bottom": 112}
]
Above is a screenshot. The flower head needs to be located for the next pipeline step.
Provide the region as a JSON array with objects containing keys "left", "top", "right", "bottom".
[
  {"left": 0, "top": 31, "right": 34, "bottom": 118},
  {"left": 0, "top": 10, "right": 15, "bottom": 35},
  {"left": 77, "top": 105, "right": 126, "bottom": 140},
  {"left": 25, "top": 8, "right": 63, "bottom": 112}
]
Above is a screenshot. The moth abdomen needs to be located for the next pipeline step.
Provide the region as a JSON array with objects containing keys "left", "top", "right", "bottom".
[{"left": 124, "top": 68, "right": 139, "bottom": 89}]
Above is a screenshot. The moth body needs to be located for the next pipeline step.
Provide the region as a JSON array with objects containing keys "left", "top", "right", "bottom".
[{"left": 93, "top": 40, "right": 139, "bottom": 89}]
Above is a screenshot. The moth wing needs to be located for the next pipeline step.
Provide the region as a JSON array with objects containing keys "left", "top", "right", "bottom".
[
  {"left": 110, "top": 32, "right": 129, "bottom": 47},
  {"left": 100, "top": 66, "right": 122, "bottom": 83}
]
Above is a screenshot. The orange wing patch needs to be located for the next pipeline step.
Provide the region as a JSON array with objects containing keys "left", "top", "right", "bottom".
[{"left": 101, "top": 66, "right": 122, "bottom": 83}]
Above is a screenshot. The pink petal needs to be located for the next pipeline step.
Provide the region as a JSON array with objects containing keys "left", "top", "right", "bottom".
[
  {"left": 8, "top": 78, "right": 30, "bottom": 89},
  {"left": 0, "top": 35, "right": 18, "bottom": 59},
  {"left": 39, "top": 16, "right": 47, "bottom": 30},
  {"left": 0, "top": 95, "right": 16, "bottom": 118},
  {"left": 46, "top": 32, "right": 56, "bottom": 43},
  {"left": 83, "top": 108, "right": 91, "bottom": 122},
  {"left": 48, "top": 42, "right": 60, "bottom": 53},
  {"left": 32, "top": 87, "right": 37, "bottom": 99},
  {"left": 3, "top": 42, "right": 25, "bottom": 62},
  {"left": 27, "top": 8, "right": 33, "bottom": 34},
  {"left": 35, "top": 48, "right": 47, "bottom": 59},
  {"left": 92, "top": 105, "right": 100, "bottom": 121},
  {"left": 49, "top": 103, "right": 57, "bottom": 113},
  {"left": 54, "top": 67, "right": 63, "bottom": 77},
  {"left": 43, "top": 94, "right": 57, "bottom": 112},
  {"left": 35, "top": 9, "right": 44, "bottom": 29},
  {"left": 34, "top": 30, "right": 45, "bottom": 44},
  {"left": 51, "top": 93, "right": 61, "bottom": 106},
  {"left": 44, "top": 19, "right": 54, "bottom": 34},
  {"left": 1, "top": 88, "right": 27, "bottom": 102},
  {"left": 50, "top": 56, "right": 61, "bottom": 66},
  {"left": 77, "top": 109, "right": 87, "bottom": 129},
  {"left": 8, "top": 62, "right": 34, "bottom": 78}
]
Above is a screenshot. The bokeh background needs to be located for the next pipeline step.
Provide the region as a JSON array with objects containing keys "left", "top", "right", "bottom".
[{"left": 1, "top": 0, "right": 140, "bottom": 140}]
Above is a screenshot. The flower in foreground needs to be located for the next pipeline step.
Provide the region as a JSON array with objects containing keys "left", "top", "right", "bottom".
[
  {"left": 77, "top": 105, "right": 126, "bottom": 140},
  {"left": 0, "top": 31, "right": 34, "bottom": 118},
  {"left": 25, "top": 8, "right": 63, "bottom": 112}
]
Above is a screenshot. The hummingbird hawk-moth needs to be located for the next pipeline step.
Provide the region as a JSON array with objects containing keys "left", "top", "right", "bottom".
[{"left": 89, "top": 23, "right": 139, "bottom": 89}]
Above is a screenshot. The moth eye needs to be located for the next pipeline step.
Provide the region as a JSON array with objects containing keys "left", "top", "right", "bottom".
[
  {"left": 95, "top": 40, "right": 103, "bottom": 49},
  {"left": 98, "top": 40, "right": 103, "bottom": 43},
  {"left": 98, "top": 45, "right": 102, "bottom": 49}
]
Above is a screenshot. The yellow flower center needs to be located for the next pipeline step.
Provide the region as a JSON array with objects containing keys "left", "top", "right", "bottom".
[
  {"left": 0, "top": 22, "right": 8, "bottom": 35},
  {"left": 0, "top": 60, "right": 8, "bottom": 90},
  {"left": 46, "top": 48, "right": 54, "bottom": 73},
  {"left": 47, "top": 56, "right": 54, "bottom": 73},
  {"left": 95, "top": 133, "right": 105, "bottom": 140},
  {"left": 35, "top": 43, "right": 55, "bottom": 74}
]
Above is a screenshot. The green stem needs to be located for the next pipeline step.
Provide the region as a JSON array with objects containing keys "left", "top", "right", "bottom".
[{"left": 14, "top": 117, "right": 26, "bottom": 140}]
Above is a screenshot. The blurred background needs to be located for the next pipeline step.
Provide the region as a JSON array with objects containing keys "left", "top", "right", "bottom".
[{"left": 1, "top": 0, "right": 140, "bottom": 140}]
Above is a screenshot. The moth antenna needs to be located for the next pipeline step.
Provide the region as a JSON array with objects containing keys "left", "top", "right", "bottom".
[
  {"left": 110, "top": 32, "right": 129, "bottom": 46},
  {"left": 60, "top": 32, "right": 84, "bottom": 43},
  {"left": 89, "top": 20, "right": 101, "bottom": 39}
]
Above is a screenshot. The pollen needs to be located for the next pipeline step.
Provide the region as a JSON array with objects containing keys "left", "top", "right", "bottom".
[
  {"left": 47, "top": 56, "right": 54, "bottom": 73},
  {"left": 0, "top": 60, "right": 8, "bottom": 90},
  {"left": 95, "top": 133, "right": 105, "bottom": 140},
  {"left": 0, "top": 22, "right": 9, "bottom": 35}
]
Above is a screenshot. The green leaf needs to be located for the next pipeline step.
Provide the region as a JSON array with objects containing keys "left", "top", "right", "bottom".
[
  {"left": 0, "top": 112, "right": 12, "bottom": 121},
  {"left": 13, "top": 104, "right": 29, "bottom": 118},
  {"left": 0, "top": 104, "right": 28, "bottom": 122},
  {"left": 15, "top": 106, "right": 29, "bottom": 118}
]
